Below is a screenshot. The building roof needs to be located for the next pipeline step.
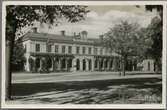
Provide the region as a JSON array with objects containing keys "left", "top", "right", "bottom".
[{"left": 22, "top": 32, "right": 101, "bottom": 45}]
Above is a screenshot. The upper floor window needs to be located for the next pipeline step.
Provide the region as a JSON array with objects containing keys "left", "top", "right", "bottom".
[
  {"left": 36, "top": 44, "right": 40, "bottom": 52},
  {"left": 47, "top": 45, "right": 52, "bottom": 52},
  {"left": 82, "top": 47, "right": 86, "bottom": 54},
  {"left": 55, "top": 45, "right": 59, "bottom": 53},
  {"left": 62, "top": 45, "right": 66, "bottom": 53},
  {"left": 88, "top": 47, "right": 92, "bottom": 54},
  {"left": 76, "top": 46, "right": 80, "bottom": 54},
  {"left": 94, "top": 48, "right": 98, "bottom": 55},
  {"left": 68, "top": 46, "right": 72, "bottom": 54}
]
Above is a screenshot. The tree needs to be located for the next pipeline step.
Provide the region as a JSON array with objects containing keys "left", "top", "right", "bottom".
[
  {"left": 145, "top": 5, "right": 163, "bottom": 72},
  {"left": 104, "top": 20, "right": 151, "bottom": 76},
  {"left": 145, "top": 16, "right": 162, "bottom": 72},
  {"left": 6, "top": 5, "right": 89, "bottom": 100},
  {"left": 11, "top": 42, "right": 26, "bottom": 72},
  {"left": 137, "top": 5, "right": 163, "bottom": 72}
]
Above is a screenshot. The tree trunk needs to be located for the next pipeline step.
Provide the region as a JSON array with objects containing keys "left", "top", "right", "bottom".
[
  {"left": 6, "top": 38, "right": 15, "bottom": 100},
  {"left": 5, "top": 41, "right": 10, "bottom": 100},
  {"left": 6, "top": 22, "right": 17, "bottom": 100},
  {"left": 122, "top": 56, "right": 126, "bottom": 76}
]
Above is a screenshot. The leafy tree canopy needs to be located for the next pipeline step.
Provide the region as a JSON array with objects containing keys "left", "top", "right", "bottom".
[
  {"left": 6, "top": 5, "right": 89, "bottom": 41},
  {"left": 104, "top": 20, "right": 153, "bottom": 75},
  {"left": 104, "top": 20, "right": 151, "bottom": 57},
  {"left": 5, "top": 5, "right": 89, "bottom": 99},
  {"left": 144, "top": 5, "right": 162, "bottom": 71}
]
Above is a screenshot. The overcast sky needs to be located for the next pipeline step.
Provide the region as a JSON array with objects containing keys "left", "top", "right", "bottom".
[{"left": 36, "top": 5, "right": 158, "bottom": 38}]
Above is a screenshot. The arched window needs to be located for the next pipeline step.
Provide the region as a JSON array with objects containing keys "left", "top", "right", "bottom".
[
  {"left": 68, "top": 59, "right": 72, "bottom": 68},
  {"left": 105, "top": 60, "right": 108, "bottom": 68},
  {"left": 47, "top": 57, "right": 52, "bottom": 68},
  {"left": 83, "top": 59, "right": 86, "bottom": 71},
  {"left": 148, "top": 61, "right": 150, "bottom": 71},
  {"left": 36, "top": 58, "right": 40, "bottom": 69},
  {"left": 76, "top": 59, "right": 80, "bottom": 70},
  {"left": 89, "top": 60, "right": 92, "bottom": 70},
  {"left": 110, "top": 60, "right": 113, "bottom": 68},
  {"left": 95, "top": 59, "right": 98, "bottom": 68},
  {"left": 62, "top": 58, "right": 66, "bottom": 69}
]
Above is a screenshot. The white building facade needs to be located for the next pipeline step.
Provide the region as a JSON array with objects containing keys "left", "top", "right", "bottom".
[{"left": 22, "top": 28, "right": 154, "bottom": 73}]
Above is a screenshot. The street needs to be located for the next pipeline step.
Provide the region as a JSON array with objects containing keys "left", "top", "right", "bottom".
[{"left": 10, "top": 72, "right": 162, "bottom": 104}]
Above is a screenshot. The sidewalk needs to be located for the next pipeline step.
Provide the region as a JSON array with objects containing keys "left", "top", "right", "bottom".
[{"left": 12, "top": 71, "right": 162, "bottom": 84}]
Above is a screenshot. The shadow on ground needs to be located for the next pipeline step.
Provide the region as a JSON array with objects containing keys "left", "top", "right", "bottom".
[{"left": 12, "top": 77, "right": 161, "bottom": 96}]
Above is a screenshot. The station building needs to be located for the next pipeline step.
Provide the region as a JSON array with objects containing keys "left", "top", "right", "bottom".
[{"left": 22, "top": 27, "right": 154, "bottom": 73}]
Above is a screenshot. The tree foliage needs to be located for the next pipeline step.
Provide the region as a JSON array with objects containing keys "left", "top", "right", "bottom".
[
  {"left": 145, "top": 16, "right": 162, "bottom": 71},
  {"left": 144, "top": 5, "right": 163, "bottom": 71},
  {"left": 104, "top": 20, "right": 152, "bottom": 75},
  {"left": 6, "top": 5, "right": 89, "bottom": 40},
  {"left": 6, "top": 5, "right": 89, "bottom": 99},
  {"left": 11, "top": 43, "right": 26, "bottom": 71}
]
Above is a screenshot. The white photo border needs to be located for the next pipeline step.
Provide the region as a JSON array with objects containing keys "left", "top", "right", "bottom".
[{"left": 1, "top": 1, "right": 167, "bottom": 109}]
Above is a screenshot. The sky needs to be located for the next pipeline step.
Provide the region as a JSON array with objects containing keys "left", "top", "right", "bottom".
[{"left": 36, "top": 5, "right": 158, "bottom": 38}]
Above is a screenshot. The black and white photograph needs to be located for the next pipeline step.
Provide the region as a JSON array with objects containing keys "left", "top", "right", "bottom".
[{"left": 1, "top": 1, "right": 166, "bottom": 109}]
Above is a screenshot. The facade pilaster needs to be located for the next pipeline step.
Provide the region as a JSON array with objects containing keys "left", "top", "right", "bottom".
[
  {"left": 58, "top": 58, "right": 62, "bottom": 71},
  {"left": 102, "top": 59, "right": 105, "bottom": 71},
  {"left": 86, "top": 59, "right": 89, "bottom": 71},
  {"left": 99, "top": 58, "right": 102, "bottom": 71},
  {"left": 107, "top": 59, "right": 111, "bottom": 71},
  {"left": 26, "top": 57, "right": 30, "bottom": 72},
  {"left": 72, "top": 58, "right": 76, "bottom": 72},
  {"left": 112, "top": 57, "right": 117, "bottom": 71},
  {"left": 91, "top": 59, "right": 94, "bottom": 71},
  {"left": 80, "top": 59, "right": 83, "bottom": 71},
  {"left": 65, "top": 58, "right": 68, "bottom": 71}
]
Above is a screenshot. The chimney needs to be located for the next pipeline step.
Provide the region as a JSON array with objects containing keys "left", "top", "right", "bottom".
[
  {"left": 32, "top": 27, "right": 38, "bottom": 33},
  {"left": 60, "top": 30, "right": 65, "bottom": 36},
  {"left": 81, "top": 31, "right": 88, "bottom": 39}
]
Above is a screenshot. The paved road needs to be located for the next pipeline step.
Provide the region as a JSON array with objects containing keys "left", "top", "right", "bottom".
[
  {"left": 10, "top": 71, "right": 162, "bottom": 104},
  {"left": 12, "top": 71, "right": 161, "bottom": 83}
]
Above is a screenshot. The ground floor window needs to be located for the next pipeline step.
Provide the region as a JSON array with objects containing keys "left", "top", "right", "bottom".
[
  {"left": 83, "top": 59, "right": 86, "bottom": 71},
  {"left": 76, "top": 59, "right": 80, "bottom": 70},
  {"left": 68, "top": 59, "right": 72, "bottom": 68},
  {"left": 62, "top": 58, "right": 66, "bottom": 69},
  {"left": 95, "top": 59, "right": 98, "bottom": 68},
  {"left": 89, "top": 60, "right": 92, "bottom": 70},
  {"left": 36, "top": 58, "right": 40, "bottom": 69}
]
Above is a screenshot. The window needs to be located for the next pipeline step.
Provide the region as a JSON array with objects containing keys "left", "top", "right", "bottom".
[
  {"left": 62, "top": 45, "right": 66, "bottom": 53},
  {"left": 68, "top": 46, "right": 72, "bottom": 54},
  {"left": 100, "top": 48, "right": 103, "bottom": 55},
  {"left": 94, "top": 48, "right": 98, "bottom": 54},
  {"left": 36, "top": 44, "right": 40, "bottom": 52},
  {"left": 88, "top": 47, "right": 92, "bottom": 54},
  {"left": 76, "top": 46, "right": 80, "bottom": 54},
  {"left": 82, "top": 47, "right": 86, "bottom": 54},
  {"left": 55, "top": 45, "right": 59, "bottom": 53},
  {"left": 47, "top": 45, "right": 52, "bottom": 52}
]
